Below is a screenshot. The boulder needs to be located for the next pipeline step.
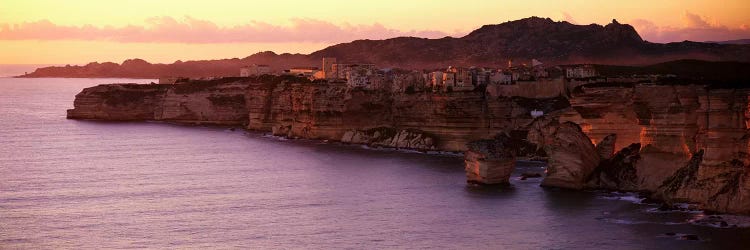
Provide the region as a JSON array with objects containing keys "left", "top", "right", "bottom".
[
  {"left": 586, "top": 143, "right": 641, "bottom": 191},
  {"left": 465, "top": 134, "right": 517, "bottom": 185},
  {"left": 596, "top": 134, "right": 617, "bottom": 160},
  {"left": 540, "top": 122, "right": 601, "bottom": 190},
  {"left": 340, "top": 127, "right": 437, "bottom": 151}
]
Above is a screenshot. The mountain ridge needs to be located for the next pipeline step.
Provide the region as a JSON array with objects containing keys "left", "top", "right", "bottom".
[{"left": 20, "top": 17, "right": 750, "bottom": 78}]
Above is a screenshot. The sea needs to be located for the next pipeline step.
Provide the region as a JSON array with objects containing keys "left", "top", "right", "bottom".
[{"left": 1, "top": 78, "right": 749, "bottom": 249}]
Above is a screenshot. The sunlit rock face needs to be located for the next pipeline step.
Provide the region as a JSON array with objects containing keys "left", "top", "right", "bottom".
[
  {"left": 67, "top": 84, "right": 168, "bottom": 120},
  {"left": 652, "top": 89, "right": 750, "bottom": 214},
  {"left": 694, "top": 89, "right": 750, "bottom": 166},
  {"left": 391, "top": 93, "right": 545, "bottom": 151},
  {"left": 560, "top": 83, "right": 750, "bottom": 214},
  {"left": 156, "top": 82, "right": 249, "bottom": 125},
  {"left": 539, "top": 121, "right": 601, "bottom": 190},
  {"left": 67, "top": 81, "right": 249, "bottom": 125},
  {"left": 464, "top": 146, "right": 515, "bottom": 185},
  {"left": 655, "top": 150, "right": 750, "bottom": 214},
  {"left": 246, "top": 82, "right": 356, "bottom": 140},
  {"left": 562, "top": 84, "right": 750, "bottom": 192},
  {"left": 464, "top": 134, "right": 530, "bottom": 185},
  {"left": 69, "top": 79, "right": 571, "bottom": 152},
  {"left": 246, "top": 82, "right": 570, "bottom": 151}
]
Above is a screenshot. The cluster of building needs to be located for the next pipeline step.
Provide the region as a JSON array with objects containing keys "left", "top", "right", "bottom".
[
  {"left": 321, "top": 58, "right": 381, "bottom": 87},
  {"left": 236, "top": 58, "right": 611, "bottom": 93},
  {"left": 239, "top": 64, "right": 271, "bottom": 77},
  {"left": 398, "top": 59, "right": 575, "bottom": 93}
]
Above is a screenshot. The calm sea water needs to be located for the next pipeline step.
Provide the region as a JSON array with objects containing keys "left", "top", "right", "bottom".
[{"left": 1, "top": 78, "right": 748, "bottom": 249}]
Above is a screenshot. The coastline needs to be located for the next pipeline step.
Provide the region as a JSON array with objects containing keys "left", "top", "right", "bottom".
[
  {"left": 65, "top": 76, "right": 750, "bottom": 216},
  {"left": 72, "top": 116, "right": 750, "bottom": 228}
]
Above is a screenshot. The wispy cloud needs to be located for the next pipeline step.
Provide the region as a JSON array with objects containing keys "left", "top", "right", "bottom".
[
  {"left": 630, "top": 11, "right": 750, "bottom": 43},
  {"left": 0, "top": 17, "right": 460, "bottom": 43},
  {"left": 561, "top": 12, "right": 578, "bottom": 24}
]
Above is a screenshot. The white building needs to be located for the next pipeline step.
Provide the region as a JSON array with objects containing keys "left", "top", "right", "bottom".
[
  {"left": 346, "top": 67, "right": 373, "bottom": 88},
  {"left": 565, "top": 65, "right": 597, "bottom": 79},
  {"left": 489, "top": 70, "right": 513, "bottom": 85}
]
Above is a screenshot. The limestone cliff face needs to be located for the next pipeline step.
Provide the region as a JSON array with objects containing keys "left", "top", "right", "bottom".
[
  {"left": 73, "top": 80, "right": 552, "bottom": 152},
  {"left": 67, "top": 80, "right": 250, "bottom": 125},
  {"left": 245, "top": 82, "right": 562, "bottom": 151},
  {"left": 655, "top": 150, "right": 750, "bottom": 214},
  {"left": 465, "top": 140, "right": 515, "bottom": 185},
  {"left": 464, "top": 133, "right": 538, "bottom": 185},
  {"left": 156, "top": 82, "right": 249, "bottom": 125},
  {"left": 561, "top": 84, "right": 750, "bottom": 191},
  {"left": 67, "top": 84, "right": 168, "bottom": 120},
  {"left": 538, "top": 121, "right": 601, "bottom": 190},
  {"left": 246, "top": 82, "right": 390, "bottom": 140}
]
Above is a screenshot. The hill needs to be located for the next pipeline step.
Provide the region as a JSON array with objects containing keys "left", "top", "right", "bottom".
[{"left": 20, "top": 17, "right": 750, "bottom": 78}]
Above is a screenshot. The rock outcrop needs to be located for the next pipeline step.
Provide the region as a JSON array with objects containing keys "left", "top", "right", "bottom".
[
  {"left": 559, "top": 83, "right": 750, "bottom": 213},
  {"left": 561, "top": 84, "right": 750, "bottom": 191},
  {"left": 464, "top": 133, "right": 537, "bottom": 185},
  {"left": 67, "top": 84, "right": 169, "bottom": 120},
  {"left": 245, "top": 81, "right": 569, "bottom": 151},
  {"left": 655, "top": 150, "right": 750, "bottom": 214},
  {"left": 341, "top": 127, "right": 437, "bottom": 151},
  {"left": 596, "top": 134, "right": 617, "bottom": 160},
  {"left": 156, "top": 81, "right": 249, "bottom": 125},
  {"left": 538, "top": 121, "right": 601, "bottom": 190},
  {"left": 465, "top": 137, "right": 516, "bottom": 185},
  {"left": 67, "top": 80, "right": 250, "bottom": 125},
  {"left": 69, "top": 77, "right": 571, "bottom": 152},
  {"left": 586, "top": 143, "right": 641, "bottom": 191},
  {"left": 464, "top": 117, "right": 607, "bottom": 188}
]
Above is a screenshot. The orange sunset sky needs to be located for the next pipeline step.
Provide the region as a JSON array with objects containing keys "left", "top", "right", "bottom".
[{"left": 1, "top": 0, "right": 748, "bottom": 65}]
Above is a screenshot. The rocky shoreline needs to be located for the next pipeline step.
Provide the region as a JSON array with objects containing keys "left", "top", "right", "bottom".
[{"left": 67, "top": 76, "right": 750, "bottom": 215}]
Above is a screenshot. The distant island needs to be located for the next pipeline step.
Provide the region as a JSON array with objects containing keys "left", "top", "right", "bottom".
[{"left": 19, "top": 17, "right": 750, "bottom": 79}]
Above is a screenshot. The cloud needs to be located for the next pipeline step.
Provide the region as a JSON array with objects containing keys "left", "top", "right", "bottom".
[
  {"left": 682, "top": 11, "right": 712, "bottom": 28},
  {"left": 0, "top": 17, "right": 461, "bottom": 43},
  {"left": 561, "top": 12, "right": 578, "bottom": 24},
  {"left": 630, "top": 11, "right": 750, "bottom": 43}
]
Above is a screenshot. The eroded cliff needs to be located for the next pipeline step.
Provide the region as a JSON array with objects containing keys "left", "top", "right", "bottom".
[
  {"left": 68, "top": 78, "right": 571, "bottom": 152},
  {"left": 67, "top": 78, "right": 750, "bottom": 214}
]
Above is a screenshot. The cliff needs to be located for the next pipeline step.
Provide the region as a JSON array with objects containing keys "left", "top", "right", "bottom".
[
  {"left": 68, "top": 79, "right": 251, "bottom": 125},
  {"left": 457, "top": 83, "right": 750, "bottom": 214},
  {"left": 244, "top": 80, "right": 570, "bottom": 151},
  {"left": 67, "top": 84, "right": 170, "bottom": 120},
  {"left": 68, "top": 77, "right": 571, "bottom": 151},
  {"left": 67, "top": 77, "right": 750, "bottom": 214},
  {"left": 24, "top": 17, "right": 750, "bottom": 78}
]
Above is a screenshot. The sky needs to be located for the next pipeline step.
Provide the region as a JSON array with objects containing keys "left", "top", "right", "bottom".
[{"left": 0, "top": 0, "right": 748, "bottom": 65}]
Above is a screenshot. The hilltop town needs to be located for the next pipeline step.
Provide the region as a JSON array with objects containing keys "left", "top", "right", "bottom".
[{"left": 156, "top": 57, "right": 686, "bottom": 101}]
